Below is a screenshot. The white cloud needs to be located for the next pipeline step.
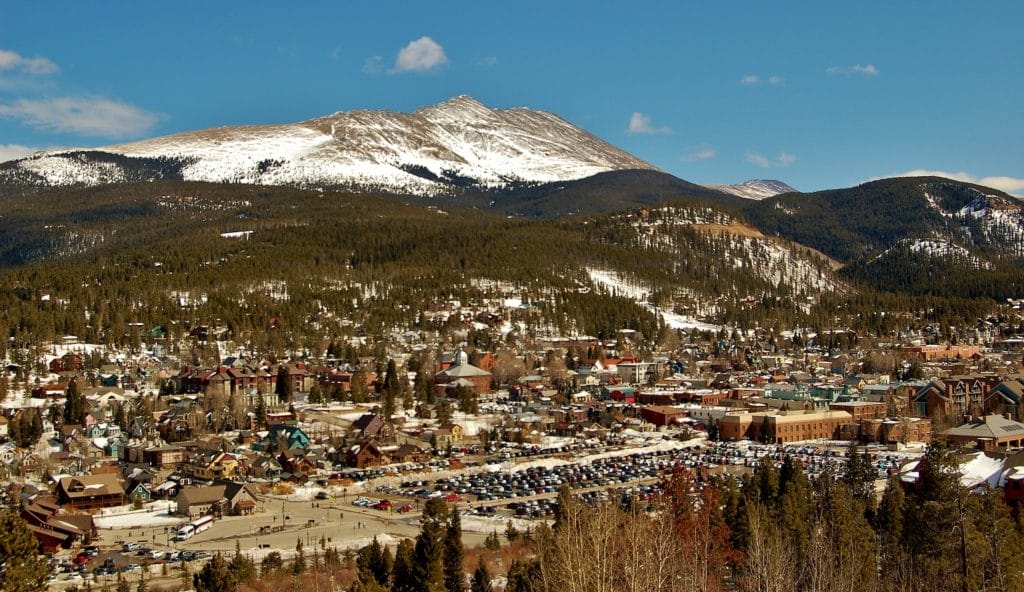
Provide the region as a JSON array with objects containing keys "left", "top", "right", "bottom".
[
  {"left": 0, "top": 49, "right": 58, "bottom": 75},
  {"left": 827, "top": 64, "right": 879, "bottom": 76},
  {"left": 0, "top": 96, "right": 160, "bottom": 138},
  {"left": 627, "top": 112, "right": 672, "bottom": 135},
  {"left": 393, "top": 36, "right": 448, "bottom": 73},
  {"left": 742, "top": 74, "right": 784, "bottom": 86},
  {"left": 477, "top": 56, "right": 498, "bottom": 67},
  {"left": 747, "top": 151, "right": 796, "bottom": 168},
  {"left": 0, "top": 143, "right": 40, "bottom": 163},
  {"left": 362, "top": 56, "right": 383, "bottom": 74},
  {"left": 746, "top": 152, "right": 771, "bottom": 168},
  {"left": 886, "top": 169, "right": 1024, "bottom": 196},
  {"left": 680, "top": 145, "right": 716, "bottom": 162},
  {"left": 329, "top": 46, "right": 343, "bottom": 60}
]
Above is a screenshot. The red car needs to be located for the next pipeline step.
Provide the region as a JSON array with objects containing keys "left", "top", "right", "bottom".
[
  {"left": 73, "top": 554, "right": 90, "bottom": 565},
  {"left": 444, "top": 493, "right": 464, "bottom": 503},
  {"left": 397, "top": 504, "right": 414, "bottom": 514},
  {"left": 374, "top": 499, "right": 393, "bottom": 511}
]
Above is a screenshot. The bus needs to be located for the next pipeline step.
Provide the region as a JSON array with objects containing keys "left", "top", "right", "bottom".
[{"left": 173, "top": 515, "right": 214, "bottom": 541}]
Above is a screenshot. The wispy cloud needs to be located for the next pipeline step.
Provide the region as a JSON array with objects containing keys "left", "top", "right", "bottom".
[
  {"left": 627, "top": 112, "right": 672, "bottom": 135},
  {"left": 681, "top": 145, "right": 716, "bottom": 162},
  {"left": 741, "top": 74, "right": 784, "bottom": 86},
  {"left": 477, "top": 56, "right": 498, "bottom": 67},
  {"left": 0, "top": 97, "right": 161, "bottom": 138},
  {"left": 827, "top": 64, "right": 879, "bottom": 76},
  {"left": 0, "top": 143, "right": 40, "bottom": 163},
  {"left": 328, "top": 46, "right": 343, "bottom": 60},
  {"left": 747, "top": 151, "right": 796, "bottom": 168},
  {"left": 885, "top": 169, "right": 1024, "bottom": 196},
  {"left": 362, "top": 56, "right": 383, "bottom": 74},
  {"left": 393, "top": 36, "right": 448, "bottom": 73},
  {"left": 0, "top": 49, "right": 58, "bottom": 75}
]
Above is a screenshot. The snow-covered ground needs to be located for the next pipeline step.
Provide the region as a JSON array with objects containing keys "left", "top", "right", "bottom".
[
  {"left": 588, "top": 267, "right": 721, "bottom": 331},
  {"left": 93, "top": 501, "right": 185, "bottom": 529}
]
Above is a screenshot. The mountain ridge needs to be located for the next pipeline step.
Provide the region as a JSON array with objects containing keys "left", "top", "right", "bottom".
[
  {"left": 705, "top": 179, "right": 797, "bottom": 200},
  {"left": 1, "top": 96, "right": 657, "bottom": 195}
]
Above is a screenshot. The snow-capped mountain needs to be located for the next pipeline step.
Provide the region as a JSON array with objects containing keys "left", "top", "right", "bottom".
[
  {"left": 2, "top": 96, "right": 657, "bottom": 194},
  {"left": 706, "top": 179, "right": 796, "bottom": 200}
]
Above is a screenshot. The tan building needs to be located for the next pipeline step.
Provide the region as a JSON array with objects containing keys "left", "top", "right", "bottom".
[
  {"left": 942, "top": 414, "right": 1024, "bottom": 451},
  {"left": 717, "top": 410, "right": 855, "bottom": 444},
  {"left": 857, "top": 417, "right": 931, "bottom": 445}
]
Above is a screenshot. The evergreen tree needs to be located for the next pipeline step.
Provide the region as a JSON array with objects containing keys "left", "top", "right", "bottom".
[
  {"left": 382, "top": 359, "right": 400, "bottom": 418},
  {"left": 841, "top": 446, "right": 876, "bottom": 505},
  {"left": 874, "top": 475, "right": 905, "bottom": 548},
  {"left": 255, "top": 394, "right": 267, "bottom": 429},
  {"left": 391, "top": 538, "right": 418, "bottom": 592},
  {"left": 63, "top": 378, "right": 86, "bottom": 425},
  {"left": 470, "top": 562, "right": 492, "bottom": 592},
  {"left": 357, "top": 536, "right": 391, "bottom": 587},
  {"left": 261, "top": 551, "right": 284, "bottom": 576},
  {"left": 291, "top": 538, "right": 306, "bottom": 575},
  {"left": 0, "top": 508, "right": 48, "bottom": 592},
  {"left": 444, "top": 509, "right": 466, "bottom": 592},
  {"left": 350, "top": 368, "right": 369, "bottom": 404},
  {"left": 229, "top": 541, "right": 256, "bottom": 583},
  {"left": 276, "top": 365, "right": 293, "bottom": 403},
  {"left": 504, "top": 559, "right": 541, "bottom": 592},
  {"left": 413, "top": 498, "right": 449, "bottom": 592},
  {"left": 194, "top": 552, "right": 236, "bottom": 592}
]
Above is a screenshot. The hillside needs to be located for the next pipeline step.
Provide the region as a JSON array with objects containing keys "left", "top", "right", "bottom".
[
  {"left": 0, "top": 181, "right": 854, "bottom": 350},
  {"left": 743, "top": 176, "right": 1024, "bottom": 263}
]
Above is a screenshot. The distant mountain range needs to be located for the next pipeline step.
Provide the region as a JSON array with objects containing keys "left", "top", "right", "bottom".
[{"left": 1, "top": 96, "right": 1022, "bottom": 301}]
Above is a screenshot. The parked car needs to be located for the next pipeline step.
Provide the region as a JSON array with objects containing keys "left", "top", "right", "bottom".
[
  {"left": 397, "top": 504, "right": 414, "bottom": 514},
  {"left": 374, "top": 499, "right": 393, "bottom": 511}
]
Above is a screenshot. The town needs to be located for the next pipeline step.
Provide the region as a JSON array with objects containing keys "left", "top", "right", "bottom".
[{"left": 5, "top": 289, "right": 1024, "bottom": 592}]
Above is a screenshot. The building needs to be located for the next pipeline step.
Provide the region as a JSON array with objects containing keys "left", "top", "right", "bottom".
[
  {"left": 856, "top": 417, "right": 932, "bottom": 445},
  {"left": 176, "top": 486, "right": 226, "bottom": 518},
  {"left": 176, "top": 482, "right": 258, "bottom": 518},
  {"left": 143, "top": 445, "right": 189, "bottom": 469},
  {"left": 942, "top": 414, "right": 1024, "bottom": 451},
  {"left": 639, "top": 406, "right": 686, "bottom": 427},
  {"left": 56, "top": 474, "right": 125, "bottom": 510},
  {"left": 830, "top": 401, "right": 887, "bottom": 420},
  {"left": 717, "top": 410, "right": 855, "bottom": 444},
  {"left": 435, "top": 349, "right": 492, "bottom": 396}
]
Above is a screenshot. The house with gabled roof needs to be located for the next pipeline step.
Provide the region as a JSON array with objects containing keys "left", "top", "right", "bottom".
[
  {"left": 258, "top": 423, "right": 310, "bottom": 453},
  {"left": 351, "top": 413, "right": 396, "bottom": 442},
  {"left": 56, "top": 474, "right": 125, "bottom": 509},
  {"left": 942, "top": 414, "right": 1024, "bottom": 451},
  {"left": 985, "top": 380, "right": 1024, "bottom": 420}
]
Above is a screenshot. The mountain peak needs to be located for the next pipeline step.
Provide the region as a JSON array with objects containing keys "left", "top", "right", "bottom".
[
  {"left": 706, "top": 178, "right": 797, "bottom": 200},
  {"left": 2, "top": 96, "right": 656, "bottom": 194}
]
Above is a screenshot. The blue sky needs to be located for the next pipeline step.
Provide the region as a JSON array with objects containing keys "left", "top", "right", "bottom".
[{"left": 1, "top": 0, "right": 1021, "bottom": 193}]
